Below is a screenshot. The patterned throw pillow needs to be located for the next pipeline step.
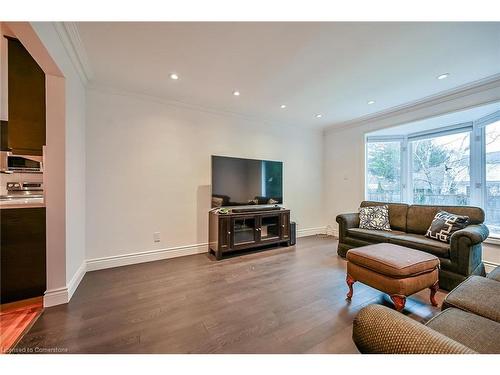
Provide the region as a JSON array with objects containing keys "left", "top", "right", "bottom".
[
  {"left": 425, "top": 211, "right": 469, "bottom": 243},
  {"left": 358, "top": 205, "right": 391, "bottom": 231}
]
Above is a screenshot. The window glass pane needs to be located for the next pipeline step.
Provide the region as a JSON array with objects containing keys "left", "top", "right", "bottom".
[
  {"left": 411, "top": 132, "right": 470, "bottom": 206},
  {"left": 366, "top": 141, "right": 401, "bottom": 202},
  {"left": 485, "top": 120, "right": 500, "bottom": 235}
]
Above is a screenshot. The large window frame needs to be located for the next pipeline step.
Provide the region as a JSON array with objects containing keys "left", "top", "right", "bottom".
[{"left": 365, "top": 110, "right": 500, "bottom": 236}]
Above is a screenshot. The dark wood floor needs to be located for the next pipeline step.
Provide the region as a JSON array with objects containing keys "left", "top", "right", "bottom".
[{"left": 15, "top": 236, "right": 446, "bottom": 354}]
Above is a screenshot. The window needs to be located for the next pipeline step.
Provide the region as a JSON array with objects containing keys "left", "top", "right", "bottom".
[
  {"left": 366, "top": 141, "right": 401, "bottom": 202},
  {"left": 365, "top": 109, "right": 500, "bottom": 236},
  {"left": 484, "top": 119, "right": 500, "bottom": 234},
  {"left": 410, "top": 132, "right": 470, "bottom": 206}
]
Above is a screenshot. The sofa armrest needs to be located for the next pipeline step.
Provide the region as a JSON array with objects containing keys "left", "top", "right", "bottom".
[
  {"left": 336, "top": 212, "right": 359, "bottom": 242},
  {"left": 451, "top": 224, "right": 489, "bottom": 246},
  {"left": 450, "top": 224, "right": 489, "bottom": 276},
  {"left": 352, "top": 305, "right": 476, "bottom": 354}
]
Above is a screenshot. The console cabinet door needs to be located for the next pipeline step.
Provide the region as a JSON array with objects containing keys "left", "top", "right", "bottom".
[
  {"left": 280, "top": 212, "right": 290, "bottom": 241},
  {"left": 230, "top": 216, "right": 259, "bottom": 250},
  {"left": 258, "top": 214, "right": 281, "bottom": 242},
  {"left": 219, "top": 217, "right": 231, "bottom": 251}
]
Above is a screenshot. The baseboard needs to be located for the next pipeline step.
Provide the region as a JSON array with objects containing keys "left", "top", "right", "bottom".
[
  {"left": 484, "top": 260, "right": 499, "bottom": 273},
  {"left": 43, "top": 287, "right": 69, "bottom": 308},
  {"left": 67, "top": 261, "right": 87, "bottom": 300},
  {"left": 86, "top": 243, "right": 208, "bottom": 272},
  {"left": 88, "top": 227, "right": 330, "bottom": 272},
  {"left": 43, "top": 261, "right": 87, "bottom": 307},
  {"left": 297, "top": 226, "right": 328, "bottom": 238}
]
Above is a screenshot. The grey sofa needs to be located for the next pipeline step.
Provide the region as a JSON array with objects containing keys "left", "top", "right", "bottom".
[
  {"left": 336, "top": 201, "right": 489, "bottom": 291},
  {"left": 352, "top": 266, "right": 500, "bottom": 354}
]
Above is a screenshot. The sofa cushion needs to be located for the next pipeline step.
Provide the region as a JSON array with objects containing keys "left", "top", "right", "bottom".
[
  {"left": 347, "top": 228, "right": 405, "bottom": 242},
  {"left": 426, "top": 308, "right": 500, "bottom": 354},
  {"left": 344, "top": 236, "right": 375, "bottom": 248},
  {"left": 406, "top": 205, "right": 485, "bottom": 235},
  {"left": 487, "top": 266, "right": 500, "bottom": 282},
  {"left": 388, "top": 233, "right": 450, "bottom": 258},
  {"left": 442, "top": 275, "right": 500, "bottom": 323},
  {"left": 346, "top": 243, "right": 439, "bottom": 278},
  {"left": 361, "top": 201, "right": 408, "bottom": 232}
]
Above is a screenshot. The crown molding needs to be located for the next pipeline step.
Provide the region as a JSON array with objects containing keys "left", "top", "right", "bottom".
[
  {"left": 53, "top": 22, "right": 93, "bottom": 85},
  {"left": 86, "top": 83, "right": 315, "bottom": 130},
  {"left": 325, "top": 73, "right": 500, "bottom": 134}
]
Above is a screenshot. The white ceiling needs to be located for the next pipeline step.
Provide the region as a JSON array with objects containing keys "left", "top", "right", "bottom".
[{"left": 76, "top": 22, "right": 500, "bottom": 128}]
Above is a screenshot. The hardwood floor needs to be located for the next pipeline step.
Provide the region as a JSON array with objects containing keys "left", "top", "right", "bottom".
[
  {"left": 1, "top": 297, "right": 43, "bottom": 353},
  {"left": 14, "top": 236, "right": 446, "bottom": 354}
]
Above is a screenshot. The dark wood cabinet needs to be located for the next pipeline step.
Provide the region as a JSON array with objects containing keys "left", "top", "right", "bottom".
[
  {"left": 6, "top": 37, "right": 46, "bottom": 155},
  {"left": 281, "top": 211, "right": 290, "bottom": 241},
  {"left": 1, "top": 207, "right": 46, "bottom": 303},
  {"left": 209, "top": 208, "right": 290, "bottom": 260}
]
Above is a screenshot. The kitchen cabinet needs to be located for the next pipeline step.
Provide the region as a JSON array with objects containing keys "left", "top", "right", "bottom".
[
  {"left": 6, "top": 37, "right": 45, "bottom": 155},
  {"left": 1, "top": 207, "right": 46, "bottom": 303}
]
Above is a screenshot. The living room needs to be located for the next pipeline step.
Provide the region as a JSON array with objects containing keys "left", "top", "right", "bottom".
[{"left": 1, "top": 0, "right": 499, "bottom": 373}]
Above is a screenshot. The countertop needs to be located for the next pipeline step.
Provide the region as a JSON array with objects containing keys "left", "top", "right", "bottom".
[{"left": 0, "top": 198, "right": 45, "bottom": 209}]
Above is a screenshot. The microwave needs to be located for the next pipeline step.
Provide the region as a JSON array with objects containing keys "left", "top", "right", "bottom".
[{"left": 0, "top": 151, "right": 43, "bottom": 173}]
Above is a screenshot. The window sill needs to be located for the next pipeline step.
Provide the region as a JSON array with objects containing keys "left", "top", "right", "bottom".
[{"left": 484, "top": 236, "right": 500, "bottom": 246}]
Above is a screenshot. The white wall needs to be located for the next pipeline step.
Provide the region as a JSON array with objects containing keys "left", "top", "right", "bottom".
[
  {"left": 31, "top": 23, "right": 87, "bottom": 289},
  {"left": 324, "top": 78, "right": 500, "bottom": 267},
  {"left": 85, "top": 88, "right": 325, "bottom": 263}
]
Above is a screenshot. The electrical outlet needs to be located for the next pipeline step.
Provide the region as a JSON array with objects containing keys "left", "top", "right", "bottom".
[{"left": 153, "top": 232, "right": 161, "bottom": 243}]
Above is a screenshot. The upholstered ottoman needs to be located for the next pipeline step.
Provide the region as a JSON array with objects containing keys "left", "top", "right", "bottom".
[{"left": 346, "top": 243, "right": 440, "bottom": 311}]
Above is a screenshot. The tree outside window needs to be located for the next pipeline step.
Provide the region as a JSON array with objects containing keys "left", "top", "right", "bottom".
[
  {"left": 411, "top": 133, "right": 470, "bottom": 206},
  {"left": 366, "top": 141, "right": 401, "bottom": 202}
]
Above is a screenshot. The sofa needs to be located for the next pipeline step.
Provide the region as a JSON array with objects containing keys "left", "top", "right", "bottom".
[
  {"left": 336, "top": 201, "right": 489, "bottom": 290},
  {"left": 352, "top": 266, "right": 500, "bottom": 354}
]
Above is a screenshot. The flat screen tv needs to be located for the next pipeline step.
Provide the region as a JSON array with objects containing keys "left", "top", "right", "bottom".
[{"left": 211, "top": 155, "right": 283, "bottom": 208}]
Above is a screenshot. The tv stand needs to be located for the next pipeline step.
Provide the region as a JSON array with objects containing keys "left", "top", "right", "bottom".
[
  {"left": 208, "top": 208, "right": 290, "bottom": 260},
  {"left": 231, "top": 205, "right": 281, "bottom": 213}
]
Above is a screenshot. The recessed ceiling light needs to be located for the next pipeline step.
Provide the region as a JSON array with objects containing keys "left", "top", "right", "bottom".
[
  {"left": 437, "top": 73, "right": 450, "bottom": 80},
  {"left": 315, "top": 114, "right": 322, "bottom": 118},
  {"left": 169, "top": 73, "right": 179, "bottom": 80},
  {"left": 367, "top": 100, "right": 376, "bottom": 105},
  {"left": 232, "top": 90, "right": 240, "bottom": 96},
  {"left": 280, "top": 104, "right": 287, "bottom": 109}
]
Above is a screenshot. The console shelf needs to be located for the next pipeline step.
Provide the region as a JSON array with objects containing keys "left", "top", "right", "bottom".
[{"left": 208, "top": 208, "right": 290, "bottom": 260}]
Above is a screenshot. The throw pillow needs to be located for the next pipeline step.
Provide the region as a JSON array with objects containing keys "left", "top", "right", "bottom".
[
  {"left": 358, "top": 205, "right": 391, "bottom": 231},
  {"left": 425, "top": 211, "right": 469, "bottom": 243}
]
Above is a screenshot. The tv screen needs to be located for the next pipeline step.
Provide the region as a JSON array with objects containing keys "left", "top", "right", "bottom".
[{"left": 211, "top": 155, "right": 283, "bottom": 208}]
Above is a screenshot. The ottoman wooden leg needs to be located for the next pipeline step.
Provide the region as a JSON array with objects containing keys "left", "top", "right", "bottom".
[
  {"left": 390, "top": 295, "right": 406, "bottom": 312},
  {"left": 346, "top": 274, "right": 356, "bottom": 300},
  {"left": 430, "top": 281, "right": 439, "bottom": 307}
]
